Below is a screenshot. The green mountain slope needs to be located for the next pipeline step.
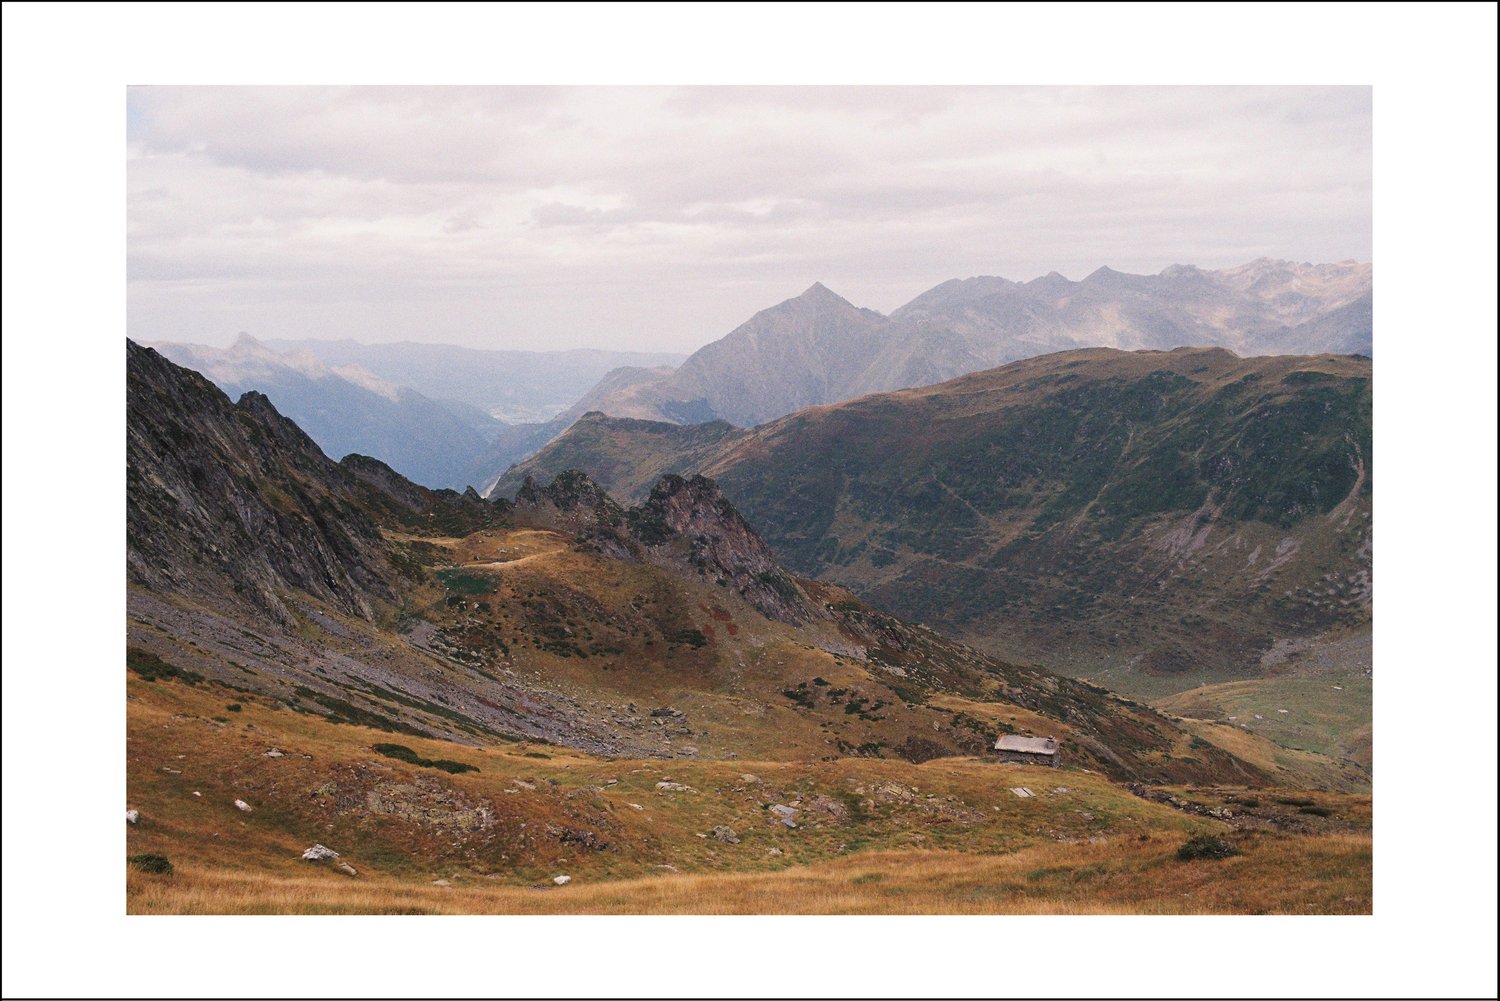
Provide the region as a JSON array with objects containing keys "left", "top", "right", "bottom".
[{"left": 501, "top": 347, "right": 1372, "bottom": 695}]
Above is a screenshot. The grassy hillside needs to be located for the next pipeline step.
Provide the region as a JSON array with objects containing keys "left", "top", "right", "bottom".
[
  {"left": 126, "top": 674, "right": 1371, "bottom": 914},
  {"left": 1158, "top": 675, "right": 1373, "bottom": 776},
  {"left": 504, "top": 348, "right": 1372, "bottom": 696}
]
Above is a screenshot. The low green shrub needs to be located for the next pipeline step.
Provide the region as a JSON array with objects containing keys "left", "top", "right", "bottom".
[
  {"left": 129, "top": 853, "right": 173, "bottom": 875},
  {"left": 1176, "top": 834, "right": 1241, "bottom": 861},
  {"left": 126, "top": 649, "right": 204, "bottom": 685}
]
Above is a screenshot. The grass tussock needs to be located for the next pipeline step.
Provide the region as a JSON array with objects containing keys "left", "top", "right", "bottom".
[{"left": 128, "top": 853, "right": 174, "bottom": 875}]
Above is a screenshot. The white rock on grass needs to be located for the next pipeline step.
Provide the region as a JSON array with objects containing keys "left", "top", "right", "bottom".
[
  {"left": 301, "top": 844, "right": 340, "bottom": 861},
  {"left": 335, "top": 862, "right": 358, "bottom": 877},
  {"left": 655, "top": 781, "right": 698, "bottom": 793},
  {"left": 552, "top": 875, "right": 571, "bottom": 886},
  {"left": 233, "top": 799, "right": 254, "bottom": 812},
  {"left": 125, "top": 809, "right": 140, "bottom": 824}
]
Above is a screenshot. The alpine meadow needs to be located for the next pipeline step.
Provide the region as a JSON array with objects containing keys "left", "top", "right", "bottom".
[{"left": 121, "top": 86, "right": 1378, "bottom": 919}]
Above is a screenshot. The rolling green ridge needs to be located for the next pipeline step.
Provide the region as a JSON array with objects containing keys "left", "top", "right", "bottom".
[{"left": 500, "top": 347, "right": 1372, "bottom": 696}]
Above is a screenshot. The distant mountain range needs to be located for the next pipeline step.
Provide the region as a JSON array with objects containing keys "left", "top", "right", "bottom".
[
  {"left": 570, "top": 259, "right": 1372, "bottom": 429},
  {"left": 148, "top": 335, "right": 686, "bottom": 490},
  {"left": 150, "top": 258, "right": 1370, "bottom": 495},
  {"left": 149, "top": 335, "right": 505, "bottom": 490},
  {"left": 261, "top": 338, "right": 686, "bottom": 424},
  {"left": 499, "top": 346, "right": 1372, "bottom": 696}
]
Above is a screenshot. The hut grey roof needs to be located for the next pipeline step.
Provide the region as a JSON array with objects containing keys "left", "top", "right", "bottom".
[{"left": 994, "top": 735, "right": 1059, "bottom": 755}]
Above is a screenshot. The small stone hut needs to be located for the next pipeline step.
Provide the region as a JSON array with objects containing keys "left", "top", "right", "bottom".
[{"left": 993, "top": 734, "right": 1061, "bottom": 767}]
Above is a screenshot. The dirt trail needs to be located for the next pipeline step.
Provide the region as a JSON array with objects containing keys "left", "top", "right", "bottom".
[{"left": 466, "top": 549, "right": 564, "bottom": 570}]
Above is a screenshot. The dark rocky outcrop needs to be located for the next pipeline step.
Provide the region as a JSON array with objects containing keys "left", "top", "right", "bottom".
[
  {"left": 128, "top": 340, "right": 395, "bottom": 623},
  {"left": 626, "top": 474, "right": 821, "bottom": 625}
]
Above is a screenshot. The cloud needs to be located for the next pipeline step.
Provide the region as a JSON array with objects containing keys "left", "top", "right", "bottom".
[{"left": 126, "top": 86, "right": 1371, "bottom": 353}]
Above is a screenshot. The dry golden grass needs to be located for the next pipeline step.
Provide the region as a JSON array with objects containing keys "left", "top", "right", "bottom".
[
  {"left": 128, "top": 836, "right": 1371, "bottom": 915},
  {"left": 126, "top": 675, "right": 1371, "bottom": 915}
]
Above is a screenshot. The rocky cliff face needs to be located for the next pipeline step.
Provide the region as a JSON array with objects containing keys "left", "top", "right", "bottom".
[{"left": 127, "top": 340, "right": 398, "bottom": 624}]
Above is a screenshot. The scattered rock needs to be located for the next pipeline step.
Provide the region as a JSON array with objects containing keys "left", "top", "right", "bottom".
[
  {"left": 552, "top": 875, "right": 571, "bottom": 886},
  {"left": 263, "top": 748, "right": 286, "bottom": 758},
  {"left": 769, "top": 804, "right": 799, "bottom": 827},
  {"left": 233, "top": 799, "right": 253, "bottom": 812},
  {"left": 766, "top": 848, "right": 783, "bottom": 857},
  {"left": 711, "top": 825, "right": 740, "bottom": 844},
  {"left": 655, "top": 864, "right": 679, "bottom": 872},
  {"left": 512, "top": 779, "right": 537, "bottom": 791},
  {"left": 655, "top": 781, "right": 698, "bottom": 793},
  {"left": 192, "top": 791, "right": 201, "bottom": 797},
  {"left": 1010, "top": 787, "right": 1034, "bottom": 799},
  {"left": 558, "top": 827, "right": 608, "bottom": 851},
  {"left": 650, "top": 707, "right": 686, "bottom": 719},
  {"left": 125, "top": 809, "right": 140, "bottom": 824},
  {"left": 628, "top": 803, "right": 644, "bottom": 810},
  {"left": 739, "top": 773, "right": 762, "bottom": 784},
  {"left": 810, "top": 795, "right": 849, "bottom": 821},
  {"left": 335, "top": 862, "right": 358, "bottom": 877},
  {"left": 432, "top": 878, "right": 452, "bottom": 887},
  {"left": 301, "top": 844, "right": 339, "bottom": 861}
]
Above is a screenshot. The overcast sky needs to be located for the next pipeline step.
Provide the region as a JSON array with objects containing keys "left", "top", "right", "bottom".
[{"left": 127, "top": 86, "right": 1371, "bottom": 354}]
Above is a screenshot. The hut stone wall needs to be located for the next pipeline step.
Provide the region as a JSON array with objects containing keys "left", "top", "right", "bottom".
[{"left": 995, "top": 749, "right": 1060, "bottom": 767}]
